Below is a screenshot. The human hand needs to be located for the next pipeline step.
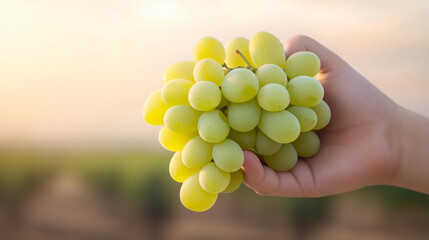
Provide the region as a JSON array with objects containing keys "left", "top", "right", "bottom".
[{"left": 242, "top": 35, "right": 402, "bottom": 197}]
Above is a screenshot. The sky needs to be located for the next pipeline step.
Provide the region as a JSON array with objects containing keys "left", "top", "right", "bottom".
[{"left": 0, "top": 0, "right": 428, "bottom": 149}]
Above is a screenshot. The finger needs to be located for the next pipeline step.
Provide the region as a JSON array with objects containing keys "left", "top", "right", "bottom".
[{"left": 284, "top": 35, "right": 346, "bottom": 74}]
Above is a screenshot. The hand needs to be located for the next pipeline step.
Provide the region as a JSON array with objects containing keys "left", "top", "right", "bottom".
[{"left": 242, "top": 35, "right": 402, "bottom": 197}]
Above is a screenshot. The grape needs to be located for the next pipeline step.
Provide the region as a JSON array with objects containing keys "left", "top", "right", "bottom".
[
  {"left": 257, "top": 83, "right": 290, "bottom": 112},
  {"left": 169, "top": 151, "right": 199, "bottom": 183},
  {"left": 255, "top": 130, "right": 281, "bottom": 156},
  {"left": 311, "top": 100, "right": 331, "bottom": 130},
  {"left": 287, "top": 76, "right": 324, "bottom": 107},
  {"left": 256, "top": 64, "right": 288, "bottom": 88},
  {"left": 161, "top": 79, "right": 194, "bottom": 106},
  {"left": 221, "top": 68, "right": 259, "bottom": 103},
  {"left": 249, "top": 32, "right": 286, "bottom": 68},
  {"left": 212, "top": 139, "right": 244, "bottom": 172},
  {"left": 188, "top": 81, "right": 222, "bottom": 111},
  {"left": 180, "top": 173, "right": 218, "bottom": 212},
  {"left": 199, "top": 162, "right": 231, "bottom": 194},
  {"left": 287, "top": 106, "right": 318, "bottom": 132},
  {"left": 158, "top": 126, "right": 197, "bottom": 152},
  {"left": 222, "top": 169, "right": 243, "bottom": 193},
  {"left": 292, "top": 131, "right": 320, "bottom": 158},
  {"left": 227, "top": 98, "right": 261, "bottom": 132},
  {"left": 143, "top": 89, "right": 170, "bottom": 125},
  {"left": 193, "top": 37, "right": 225, "bottom": 65},
  {"left": 198, "top": 110, "right": 230, "bottom": 143},
  {"left": 193, "top": 58, "right": 225, "bottom": 86},
  {"left": 164, "top": 105, "right": 201, "bottom": 133},
  {"left": 225, "top": 37, "right": 255, "bottom": 68},
  {"left": 285, "top": 51, "right": 320, "bottom": 79},
  {"left": 263, "top": 144, "right": 298, "bottom": 172},
  {"left": 182, "top": 135, "right": 213, "bottom": 169},
  {"left": 228, "top": 128, "right": 256, "bottom": 150},
  {"left": 258, "top": 110, "right": 301, "bottom": 143},
  {"left": 163, "top": 61, "right": 195, "bottom": 83}
]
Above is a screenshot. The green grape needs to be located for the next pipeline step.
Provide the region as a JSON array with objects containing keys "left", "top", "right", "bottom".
[
  {"left": 143, "top": 89, "right": 170, "bottom": 125},
  {"left": 311, "top": 100, "right": 331, "bottom": 130},
  {"left": 213, "top": 139, "right": 244, "bottom": 172},
  {"left": 169, "top": 151, "right": 199, "bottom": 183},
  {"left": 292, "top": 131, "right": 320, "bottom": 158},
  {"left": 158, "top": 126, "right": 197, "bottom": 152},
  {"left": 198, "top": 110, "right": 230, "bottom": 143},
  {"left": 182, "top": 135, "right": 213, "bottom": 169},
  {"left": 249, "top": 31, "right": 286, "bottom": 68},
  {"left": 257, "top": 83, "right": 290, "bottom": 112},
  {"left": 285, "top": 51, "right": 320, "bottom": 80},
  {"left": 225, "top": 37, "right": 255, "bottom": 68},
  {"left": 161, "top": 79, "right": 194, "bottom": 106},
  {"left": 255, "top": 130, "right": 281, "bottom": 156},
  {"left": 193, "top": 37, "right": 225, "bottom": 65},
  {"left": 216, "top": 94, "right": 230, "bottom": 110},
  {"left": 164, "top": 105, "right": 201, "bottom": 133},
  {"left": 227, "top": 98, "right": 261, "bottom": 132},
  {"left": 193, "top": 58, "right": 225, "bottom": 87},
  {"left": 287, "top": 76, "right": 324, "bottom": 107},
  {"left": 228, "top": 128, "right": 256, "bottom": 150},
  {"left": 199, "top": 162, "right": 231, "bottom": 194},
  {"left": 180, "top": 173, "right": 218, "bottom": 212},
  {"left": 221, "top": 68, "right": 259, "bottom": 103},
  {"left": 258, "top": 110, "right": 300, "bottom": 143},
  {"left": 256, "top": 64, "right": 288, "bottom": 88},
  {"left": 163, "top": 61, "right": 195, "bottom": 83},
  {"left": 222, "top": 169, "right": 243, "bottom": 193},
  {"left": 188, "top": 81, "right": 221, "bottom": 111},
  {"left": 263, "top": 144, "right": 298, "bottom": 171},
  {"left": 287, "top": 106, "right": 318, "bottom": 132}
]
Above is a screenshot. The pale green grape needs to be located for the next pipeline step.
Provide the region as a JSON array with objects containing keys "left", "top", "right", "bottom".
[
  {"left": 222, "top": 169, "right": 243, "bottom": 193},
  {"left": 143, "top": 89, "right": 170, "bottom": 125},
  {"left": 255, "top": 130, "right": 281, "bottom": 156},
  {"left": 161, "top": 79, "right": 194, "bottom": 106},
  {"left": 221, "top": 68, "right": 259, "bottom": 103},
  {"left": 193, "top": 58, "right": 225, "bottom": 86},
  {"left": 169, "top": 151, "right": 199, "bottom": 183},
  {"left": 227, "top": 98, "right": 261, "bottom": 132},
  {"left": 158, "top": 126, "right": 197, "bottom": 152},
  {"left": 188, "top": 81, "right": 221, "bottom": 111},
  {"left": 258, "top": 110, "right": 300, "bottom": 143},
  {"left": 225, "top": 37, "right": 255, "bottom": 68},
  {"left": 212, "top": 139, "right": 244, "bottom": 172},
  {"left": 228, "top": 128, "right": 256, "bottom": 150},
  {"left": 180, "top": 173, "right": 217, "bottom": 212},
  {"left": 164, "top": 105, "right": 201, "bottom": 133},
  {"left": 287, "top": 106, "right": 318, "bottom": 132},
  {"left": 199, "top": 162, "right": 231, "bottom": 194},
  {"left": 311, "top": 100, "right": 331, "bottom": 130},
  {"left": 285, "top": 51, "right": 320, "bottom": 79},
  {"left": 249, "top": 32, "right": 286, "bottom": 68},
  {"left": 198, "top": 110, "right": 230, "bottom": 143},
  {"left": 256, "top": 64, "right": 288, "bottom": 88},
  {"left": 193, "top": 37, "right": 225, "bottom": 65},
  {"left": 287, "top": 76, "right": 324, "bottom": 107},
  {"left": 263, "top": 144, "right": 298, "bottom": 171},
  {"left": 257, "top": 83, "right": 290, "bottom": 112},
  {"left": 182, "top": 135, "right": 213, "bottom": 169},
  {"left": 292, "top": 131, "right": 320, "bottom": 158},
  {"left": 163, "top": 61, "right": 195, "bottom": 83}
]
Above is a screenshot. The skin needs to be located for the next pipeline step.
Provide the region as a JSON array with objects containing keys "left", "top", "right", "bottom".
[{"left": 242, "top": 35, "right": 429, "bottom": 197}]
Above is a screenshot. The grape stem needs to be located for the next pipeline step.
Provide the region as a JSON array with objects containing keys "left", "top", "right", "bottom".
[{"left": 234, "top": 50, "right": 256, "bottom": 72}]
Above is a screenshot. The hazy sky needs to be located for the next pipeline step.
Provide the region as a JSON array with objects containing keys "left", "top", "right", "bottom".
[{"left": 1, "top": 0, "right": 428, "bottom": 148}]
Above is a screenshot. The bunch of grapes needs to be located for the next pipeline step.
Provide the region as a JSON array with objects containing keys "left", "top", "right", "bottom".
[{"left": 143, "top": 32, "right": 331, "bottom": 212}]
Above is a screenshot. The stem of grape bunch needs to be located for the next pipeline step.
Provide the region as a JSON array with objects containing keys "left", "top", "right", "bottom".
[{"left": 234, "top": 50, "right": 256, "bottom": 72}]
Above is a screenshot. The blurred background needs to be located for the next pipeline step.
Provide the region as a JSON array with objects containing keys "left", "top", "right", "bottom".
[{"left": 1, "top": 0, "right": 429, "bottom": 239}]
